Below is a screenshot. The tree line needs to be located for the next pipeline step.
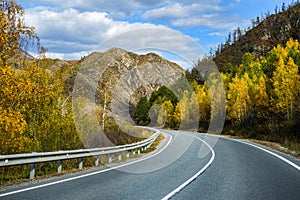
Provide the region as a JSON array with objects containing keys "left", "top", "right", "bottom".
[{"left": 133, "top": 38, "right": 300, "bottom": 147}]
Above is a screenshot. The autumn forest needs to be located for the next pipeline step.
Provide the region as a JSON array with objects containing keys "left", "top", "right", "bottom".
[{"left": 1, "top": 0, "right": 300, "bottom": 159}]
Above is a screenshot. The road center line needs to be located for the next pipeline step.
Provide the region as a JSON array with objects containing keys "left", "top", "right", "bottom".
[{"left": 162, "top": 134, "right": 215, "bottom": 200}]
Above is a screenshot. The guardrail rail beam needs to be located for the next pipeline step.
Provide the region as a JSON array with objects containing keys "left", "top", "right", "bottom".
[{"left": 0, "top": 127, "right": 160, "bottom": 180}]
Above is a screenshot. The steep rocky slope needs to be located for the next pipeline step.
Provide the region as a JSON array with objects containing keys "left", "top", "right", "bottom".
[
  {"left": 72, "top": 48, "right": 184, "bottom": 125},
  {"left": 81, "top": 48, "right": 184, "bottom": 104}
]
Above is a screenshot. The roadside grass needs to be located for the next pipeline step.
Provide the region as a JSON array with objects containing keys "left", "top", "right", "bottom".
[
  {"left": 218, "top": 133, "right": 300, "bottom": 159},
  {"left": 142, "top": 134, "right": 165, "bottom": 154},
  {"left": 247, "top": 139, "right": 300, "bottom": 159}
]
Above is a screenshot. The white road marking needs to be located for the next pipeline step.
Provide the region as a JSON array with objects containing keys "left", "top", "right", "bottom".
[
  {"left": 162, "top": 131, "right": 300, "bottom": 200},
  {"left": 203, "top": 133, "right": 300, "bottom": 171},
  {"left": 4, "top": 131, "right": 296, "bottom": 199},
  {"left": 0, "top": 133, "right": 173, "bottom": 197},
  {"left": 233, "top": 139, "right": 300, "bottom": 171},
  {"left": 162, "top": 135, "right": 215, "bottom": 200}
]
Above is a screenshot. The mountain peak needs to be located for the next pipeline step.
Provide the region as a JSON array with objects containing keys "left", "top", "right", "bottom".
[{"left": 80, "top": 47, "right": 185, "bottom": 108}]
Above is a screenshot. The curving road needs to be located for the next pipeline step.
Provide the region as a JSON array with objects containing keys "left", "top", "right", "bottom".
[{"left": 0, "top": 130, "right": 299, "bottom": 200}]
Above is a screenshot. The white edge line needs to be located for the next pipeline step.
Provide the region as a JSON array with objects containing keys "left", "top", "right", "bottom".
[
  {"left": 233, "top": 139, "right": 300, "bottom": 171},
  {"left": 0, "top": 133, "right": 173, "bottom": 197},
  {"left": 162, "top": 136, "right": 215, "bottom": 200},
  {"left": 204, "top": 133, "right": 300, "bottom": 171}
]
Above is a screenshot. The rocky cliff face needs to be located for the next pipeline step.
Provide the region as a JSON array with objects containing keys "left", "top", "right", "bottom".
[{"left": 76, "top": 48, "right": 184, "bottom": 122}]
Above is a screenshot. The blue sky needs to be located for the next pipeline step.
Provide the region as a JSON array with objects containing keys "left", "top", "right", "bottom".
[{"left": 17, "top": 0, "right": 293, "bottom": 68}]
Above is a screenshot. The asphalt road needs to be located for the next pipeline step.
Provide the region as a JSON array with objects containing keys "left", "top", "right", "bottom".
[{"left": 0, "top": 130, "right": 299, "bottom": 200}]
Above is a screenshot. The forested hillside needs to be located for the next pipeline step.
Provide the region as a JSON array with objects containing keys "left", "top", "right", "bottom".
[
  {"left": 133, "top": 3, "right": 300, "bottom": 152},
  {"left": 214, "top": 1, "right": 300, "bottom": 71},
  {"left": 213, "top": 2, "right": 300, "bottom": 150}
]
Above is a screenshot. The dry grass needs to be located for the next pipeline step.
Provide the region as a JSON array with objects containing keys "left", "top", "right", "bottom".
[{"left": 248, "top": 139, "right": 300, "bottom": 159}]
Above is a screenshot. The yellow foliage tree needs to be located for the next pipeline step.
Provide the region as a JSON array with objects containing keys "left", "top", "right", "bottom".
[
  {"left": 0, "top": 60, "right": 35, "bottom": 154},
  {"left": 272, "top": 56, "right": 299, "bottom": 119},
  {"left": 0, "top": 0, "right": 38, "bottom": 67},
  {"left": 192, "top": 81, "right": 210, "bottom": 121},
  {"left": 226, "top": 75, "right": 251, "bottom": 124},
  {"left": 252, "top": 76, "right": 269, "bottom": 117},
  {"left": 161, "top": 100, "right": 174, "bottom": 127},
  {"left": 0, "top": 1, "right": 81, "bottom": 154},
  {"left": 173, "top": 90, "right": 199, "bottom": 130},
  {"left": 173, "top": 103, "right": 181, "bottom": 128}
]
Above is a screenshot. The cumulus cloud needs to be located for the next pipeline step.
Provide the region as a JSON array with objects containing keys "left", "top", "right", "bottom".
[
  {"left": 26, "top": 8, "right": 111, "bottom": 43},
  {"left": 24, "top": 8, "right": 111, "bottom": 58},
  {"left": 24, "top": 7, "right": 205, "bottom": 63},
  {"left": 140, "top": 0, "right": 242, "bottom": 32},
  {"left": 20, "top": 0, "right": 168, "bottom": 19},
  {"left": 18, "top": 0, "right": 245, "bottom": 61},
  {"left": 93, "top": 27, "right": 206, "bottom": 68},
  {"left": 24, "top": 8, "right": 162, "bottom": 58},
  {"left": 21, "top": 0, "right": 230, "bottom": 22}
]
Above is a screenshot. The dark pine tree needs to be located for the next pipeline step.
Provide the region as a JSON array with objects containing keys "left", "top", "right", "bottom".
[{"left": 133, "top": 97, "right": 150, "bottom": 125}]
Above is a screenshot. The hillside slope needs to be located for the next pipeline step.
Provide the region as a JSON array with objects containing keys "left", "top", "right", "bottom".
[{"left": 215, "top": 3, "right": 300, "bottom": 71}]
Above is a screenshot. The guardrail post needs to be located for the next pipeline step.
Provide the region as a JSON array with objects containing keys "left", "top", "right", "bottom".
[
  {"left": 58, "top": 160, "right": 62, "bottom": 174},
  {"left": 30, "top": 163, "right": 35, "bottom": 179},
  {"left": 79, "top": 158, "right": 83, "bottom": 170},
  {"left": 108, "top": 154, "right": 112, "bottom": 163},
  {"left": 0, "top": 128, "right": 160, "bottom": 182},
  {"left": 95, "top": 156, "right": 99, "bottom": 167}
]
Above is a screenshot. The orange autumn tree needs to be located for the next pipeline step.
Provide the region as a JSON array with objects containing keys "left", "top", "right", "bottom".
[{"left": 0, "top": 0, "right": 38, "bottom": 154}]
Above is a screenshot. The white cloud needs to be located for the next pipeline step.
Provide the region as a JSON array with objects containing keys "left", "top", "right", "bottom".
[
  {"left": 45, "top": 52, "right": 64, "bottom": 60},
  {"left": 172, "top": 14, "right": 242, "bottom": 30},
  {"left": 208, "top": 32, "right": 225, "bottom": 36},
  {"left": 93, "top": 27, "right": 206, "bottom": 68},
  {"left": 24, "top": 8, "right": 162, "bottom": 57},
  {"left": 18, "top": 0, "right": 247, "bottom": 61},
  {"left": 142, "top": 2, "right": 224, "bottom": 20},
  {"left": 23, "top": 7, "right": 205, "bottom": 63},
  {"left": 142, "top": 3, "right": 191, "bottom": 19},
  {"left": 25, "top": 8, "right": 111, "bottom": 43},
  {"left": 20, "top": 0, "right": 169, "bottom": 19}
]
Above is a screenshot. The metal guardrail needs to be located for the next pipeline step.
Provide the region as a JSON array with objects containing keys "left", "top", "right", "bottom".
[{"left": 0, "top": 127, "right": 160, "bottom": 179}]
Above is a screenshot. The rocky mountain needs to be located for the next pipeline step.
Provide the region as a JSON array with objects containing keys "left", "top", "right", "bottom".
[
  {"left": 73, "top": 48, "right": 185, "bottom": 124},
  {"left": 214, "top": 3, "right": 300, "bottom": 70},
  {"left": 80, "top": 47, "right": 184, "bottom": 102}
]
